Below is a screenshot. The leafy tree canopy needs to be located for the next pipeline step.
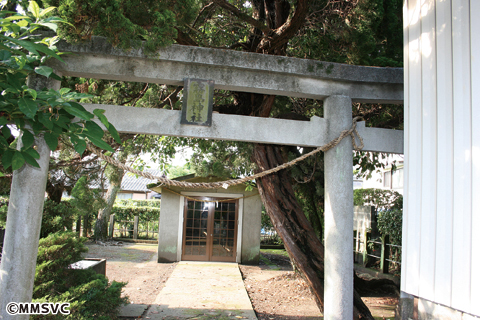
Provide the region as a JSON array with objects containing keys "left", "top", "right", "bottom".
[
  {"left": 0, "top": 1, "right": 121, "bottom": 173},
  {"left": 70, "top": 175, "right": 105, "bottom": 216},
  {"left": 41, "top": 0, "right": 199, "bottom": 54}
]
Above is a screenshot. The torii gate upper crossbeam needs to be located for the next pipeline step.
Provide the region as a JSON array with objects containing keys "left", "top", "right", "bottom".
[{"left": 50, "top": 37, "right": 403, "bottom": 104}]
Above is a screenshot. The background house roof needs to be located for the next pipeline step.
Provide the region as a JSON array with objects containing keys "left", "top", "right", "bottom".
[{"left": 121, "top": 170, "right": 164, "bottom": 192}]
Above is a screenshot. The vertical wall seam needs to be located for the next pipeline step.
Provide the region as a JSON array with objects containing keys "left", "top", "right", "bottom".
[
  {"left": 434, "top": 0, "right": 440, "bottom": 301},
  {"left": 469, "top": 0, "right": 480, "bottom": 314},
  {"left": 467, "top": 0, "right": 473, "bottom": 309},
  {"left": 448, "top": 0, "right": 454, "bottom": 305},
  {"left": 401, "top": 0, "right": 410, "bottom": 292},
  {"left": 418, "top": 0, "right": 424, "bottom": 295},
  {"left": 432, "top": 0, "right": 438, "bottom": 298}
]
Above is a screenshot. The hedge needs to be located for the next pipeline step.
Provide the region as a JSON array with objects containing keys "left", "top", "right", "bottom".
[
  {"left": 110, "top": 205, "right": 160, "bottom": 222},
  {"left": 115, "top": 199, "right": 161, "bottom": 208}
]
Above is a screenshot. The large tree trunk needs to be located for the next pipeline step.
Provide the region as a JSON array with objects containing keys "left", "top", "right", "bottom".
[
  {"left": 253, "top": 143, "right": 374, "bottom": 319},
  {"left": 45, "top": 180, "right": 64, "bottom": 203},
  {"left": 82, "top": 214, "right": 90, "bottom": 238},
  {"left": 95, "top": 166, "right": 125, "bottom": 240},
  {"left": 295, "top": 174, "right": 324, "bottom": 241}
]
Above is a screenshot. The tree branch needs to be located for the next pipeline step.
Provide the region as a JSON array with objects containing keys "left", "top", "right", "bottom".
[
  {"left": 212, "top": 0, "right": 270, "bottom": 34},
  {"left": 122, "top": 83, "right": 149, "bottom": 106},
  {"left": 51, "top": 156, "right": 100, "bottom": 169},
  {"left": 259, "top": 0, "right": 309, "bottom": 53},
  {"left": 192, "top": 2, "right": 216, "bottom": 28},
  {"left": 156, "top": 86, "right": 183, "bottom": 109},
  {"left": 175, "top": 28, "right": 198, "bottom": 46}
]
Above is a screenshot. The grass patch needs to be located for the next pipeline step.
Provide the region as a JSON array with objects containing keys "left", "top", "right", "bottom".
[
  {"left": 261, "top": 248, "right": 289, "bottom": 257},
  {"left": 259, "top": 255, "right": 281, "bottom": 270},
  {"left": 173, "top": 309, "right": 245, "bottom": 319}
]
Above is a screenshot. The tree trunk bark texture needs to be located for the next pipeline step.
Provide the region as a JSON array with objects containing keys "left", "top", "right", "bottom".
[
  {"left": 253, "top": 144, "right": 374, "bottom": 319},
  {"left": 82, "top": 213, "right": 90, "bottom": 238},
  {"left": 95, "top": 168, "right": 124, "bottom": 240}
]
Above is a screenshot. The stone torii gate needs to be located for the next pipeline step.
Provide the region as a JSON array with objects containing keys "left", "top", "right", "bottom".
[{"left": 0, "top": 37, "right": 403, "bottom": 320}]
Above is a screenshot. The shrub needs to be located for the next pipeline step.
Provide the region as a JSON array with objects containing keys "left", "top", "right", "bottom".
[
  {"left": 260, "top": 208, "right": 283, "bottom": 245},
  {"left": 111, "top": 205, "right": 160, "bottom": 223},
  {"left": 0, "top": 197, "right": 74, "bottom": 237},
  {"left": 377, "top": 208, "right": 402, "bottom": 246},
  {"left": 354, "top": 188, "right": 403, "bottom": 245},
  {"left": 40, "top": 200, "right": 75, "bottom": 238},
  {"left": 33, "top": 232, "right": 128, "bottom": 319},
  {"left": 0, "top": 196, "right": 8, "bottom": 228},
  {"left": 353, "top": 188, "right": 402, "bottom": 210}
]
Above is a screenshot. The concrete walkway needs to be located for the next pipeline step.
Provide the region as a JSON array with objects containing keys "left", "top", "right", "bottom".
[{"left": 119, "top": 261, "right": 257, "bottom": 319}]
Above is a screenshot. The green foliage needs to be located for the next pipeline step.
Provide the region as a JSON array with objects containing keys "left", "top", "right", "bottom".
[
  {"left": 0, "top": 196, "right": 72, "bottom": 234},
  {"left": 59, "top": 78, "right": 182, "bottom": 174},
  {"left": 354, "top": 153, "right": 388, "bottom": 180},
  {"left": 0, "top": 173, "right": 11, "bottom": 195},
  {"left": 41, "top": 0, "right": 198, "bottom": 54},
  {"left": 354, "top": 188, "right": 403, "bottom": 246},
  {"left": 33, "top": 231, "right": 128, "bottom": 319},
  {"left": 0, "top": 195, "right": 8, "bottom": 228},
  {"left": 260, "top": 207, "right": 272, "bottom": 230},
  {"left": 34, "top": 232, "right": 88, "bottom": 298},
  {"left": 40, "top": 198, "right": 74, "bottom": 238},
  {"left": 377, "top": 208, "right": 402, "bottom": 246},
  {"left": 0, "top": 2, "right": 120, "bottom": 172},
  {"left": 111, "top": 204, "right": 160, "bottom": 223},
  {"left": 189, "top": 139, "right": 256, "bottom": 179},
  {"left": 260, "top": 208, "right": 282, "bottom": 245},
  {"left": 115, "top": 199, "right": 161, "bottom": 208},
  {"left": 70, "top": 176, "right": 105, "bottom": 219},
  {"left": 166, "top": 163, "right": 194, "bottom": 179},
  {"left": 353, "top": 188, "right": 402, "bottom": 210},
  {"left": 260, "top": 248, "right": 289, "bottom": 258},
  {"left": 289, "top": 0, "right": 403, "bottom": 67}
]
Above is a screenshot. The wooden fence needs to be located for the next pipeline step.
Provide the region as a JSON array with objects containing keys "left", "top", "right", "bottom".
[
  {"left": 353, "top": 205, "right": 401, "bottom": 274},
  {"left": 353, "top": 232, "right": 402, "bottom": 274}
]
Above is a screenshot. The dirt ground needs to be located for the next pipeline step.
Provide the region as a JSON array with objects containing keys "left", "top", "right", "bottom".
[
  {"left": 85, "top": 242, "right": 398, "bottom": 319},
  {"left": 85, "top": 241, "right": 176, "bottom": 304}
]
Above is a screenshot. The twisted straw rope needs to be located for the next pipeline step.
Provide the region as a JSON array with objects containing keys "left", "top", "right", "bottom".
[
  {"left": 162, "top": 187, "right": 260, "bottom": 202},
  {"left": 87, "top": 117, "right": 364, "bottom": 190}
]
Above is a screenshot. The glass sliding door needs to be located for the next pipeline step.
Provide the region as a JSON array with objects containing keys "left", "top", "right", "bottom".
[
  {"left": 211, "top": 201, "right": 237, "bottom": 261},
  {"left": 181, "top": 197, "right": 238, "bottom": 262}
]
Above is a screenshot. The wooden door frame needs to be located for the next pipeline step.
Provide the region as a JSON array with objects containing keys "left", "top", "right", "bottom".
[
  {"left": 176, "top": 192, "right": 244, "bottom": 263},
  {"left": 180, "top": 196, "right": 211, "bottom": 262}
]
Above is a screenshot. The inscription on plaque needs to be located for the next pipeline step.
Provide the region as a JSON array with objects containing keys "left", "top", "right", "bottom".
[{"left": 181, "top": 79, "right": 214, "bottom": 126}]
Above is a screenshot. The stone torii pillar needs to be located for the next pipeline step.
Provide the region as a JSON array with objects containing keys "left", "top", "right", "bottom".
[
  {"left": 324, "top": 95, "right": 354, "bottom": 319},
  {"left": 0, "top": 75, "right": 58, "bottom": 320}
]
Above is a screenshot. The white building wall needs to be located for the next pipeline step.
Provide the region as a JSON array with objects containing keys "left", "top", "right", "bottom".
[
  {"left": 403, "top": 0, "right": 479, "bottom": 317},
  {"left": 357, "top": 154, "right": 404, "bottom": 194}
]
